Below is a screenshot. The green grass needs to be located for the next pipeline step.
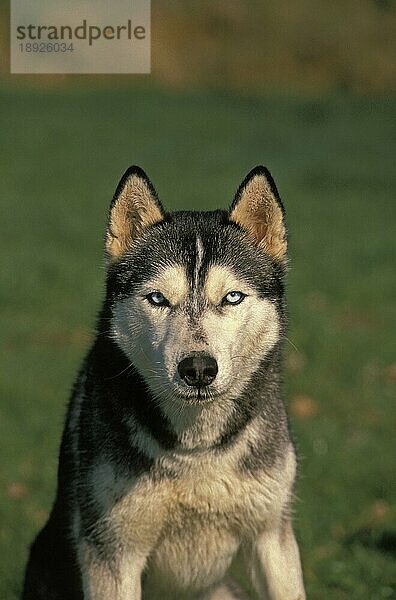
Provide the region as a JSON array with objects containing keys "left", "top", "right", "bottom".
[{"left": 0, "top": 83, "right": 395, "bottom": 599}]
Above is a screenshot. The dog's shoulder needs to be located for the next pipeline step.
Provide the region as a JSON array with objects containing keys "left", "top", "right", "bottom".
[{"left": 77, "top": 419, "right": 296, "bottom": 541}]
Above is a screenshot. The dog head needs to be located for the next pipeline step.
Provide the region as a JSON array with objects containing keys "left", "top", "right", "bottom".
[{"left": 106, "top": 166, "right": 287, "bottom": 405}]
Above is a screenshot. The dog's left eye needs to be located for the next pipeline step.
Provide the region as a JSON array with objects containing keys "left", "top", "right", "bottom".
[
  {"left": 146, "top": 292, "right": 170, "bottom": 307},
  {"left": 222, "top": 291, "right": 245, "bottom": 306}
]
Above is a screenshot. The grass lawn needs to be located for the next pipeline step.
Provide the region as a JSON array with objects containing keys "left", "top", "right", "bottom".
[{"left": 0, "top": 82, "right": 395, "bottom": 599}]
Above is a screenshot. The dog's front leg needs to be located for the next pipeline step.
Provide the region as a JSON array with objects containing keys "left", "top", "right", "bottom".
[
  {"left": 78, "top": 538, "right": 147, "bottom": 600},
  {"left": 249, "top": 519, "right": 305, "bottom": 600}
]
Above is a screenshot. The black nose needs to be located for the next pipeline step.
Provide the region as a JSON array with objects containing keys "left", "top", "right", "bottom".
[{"left": 177, "top": 353, "right": 218, "bottom": 387}]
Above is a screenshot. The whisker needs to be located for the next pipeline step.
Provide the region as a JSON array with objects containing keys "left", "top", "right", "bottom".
[
  {"left": 105, "top": 362, "right": 134, "bottom": 380},
  {"left": 284, "top": 336, "right": 299, "bottom": 352}
]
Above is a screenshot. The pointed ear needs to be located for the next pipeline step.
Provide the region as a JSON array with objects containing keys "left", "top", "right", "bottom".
[
  {"left": 106, "top": 166, "right": 164, "bottom": 262},
  {"left": 229, "top": 166, "right": 287, "bottom": 262}
]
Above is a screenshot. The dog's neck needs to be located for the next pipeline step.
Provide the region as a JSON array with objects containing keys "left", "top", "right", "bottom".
[{"left": 157, "top": 396, "right": 236, "bottom": 451}]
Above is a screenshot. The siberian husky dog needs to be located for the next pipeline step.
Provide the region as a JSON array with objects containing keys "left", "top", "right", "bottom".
[{"left": 23, "top": 166, "right": 305, "bottom": 599}]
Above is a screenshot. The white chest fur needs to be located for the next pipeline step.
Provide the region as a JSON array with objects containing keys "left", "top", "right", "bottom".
[{"left": 88, "top": 443, "right": 296, "bottom": 597}]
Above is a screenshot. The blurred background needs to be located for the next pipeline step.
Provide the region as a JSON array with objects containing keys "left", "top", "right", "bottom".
[{"left": 0, "top": 1, "right": 395, "bottom": 598}]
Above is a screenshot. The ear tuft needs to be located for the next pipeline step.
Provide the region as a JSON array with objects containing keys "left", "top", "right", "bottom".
[
  {"left": 106, "top": 166, "right": 164, "bottom": 262},
  {"left": 230, "top": 166, "right": 287, "bottom": 261}
]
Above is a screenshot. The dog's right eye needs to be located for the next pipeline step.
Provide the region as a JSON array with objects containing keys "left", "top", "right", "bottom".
[{"left": 146, "top": 292, "right": 170, "bottom": 307}]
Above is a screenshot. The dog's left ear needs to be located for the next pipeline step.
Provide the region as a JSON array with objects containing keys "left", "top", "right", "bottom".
[
  {"left": 230, "top": 166, "right": 287, "bottom": 262},
  {"left": 106, "top": 166, "right": 164, "bottom": 262}
]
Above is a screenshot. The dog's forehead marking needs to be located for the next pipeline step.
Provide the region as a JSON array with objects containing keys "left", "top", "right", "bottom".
[
  {"left": 194, "top": 235, "right": 204, "bottom": 289},
  {"left": 191, "top": 235, "right": 205, "bottom": 308},
  {"left": 204, "top": 265, "right": 253, "bottom": 305},
  {"left": 143, "top": 264, "right": 188, "bottom": 305}
]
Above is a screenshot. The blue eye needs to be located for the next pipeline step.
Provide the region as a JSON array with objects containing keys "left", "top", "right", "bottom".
[
  {"left": 222, "top": 291, "right": 245, "bottom": 306},
  {"left": 146, "top": 292, "right": 169, "bottom": 307}
]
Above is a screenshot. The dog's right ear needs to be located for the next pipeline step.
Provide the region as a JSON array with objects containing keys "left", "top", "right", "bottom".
[
  {"left": 229, "top": 166, "right": 287, "bottom": 262},
  {"left": 106, "top": 166, "right": 164, "bottom": 263}
]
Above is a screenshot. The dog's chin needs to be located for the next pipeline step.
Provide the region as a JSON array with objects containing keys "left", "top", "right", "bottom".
[
  {"left": 171, "top": 384, "right": 222, "bottom": 406},
  {"left": 145, "top": 377, "right": 229, "bottom": 406}
]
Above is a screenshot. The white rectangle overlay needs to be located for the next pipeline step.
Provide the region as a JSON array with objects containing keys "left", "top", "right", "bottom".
[{"left": 11, "top": 0, "right": 150, "bottom": 74}]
